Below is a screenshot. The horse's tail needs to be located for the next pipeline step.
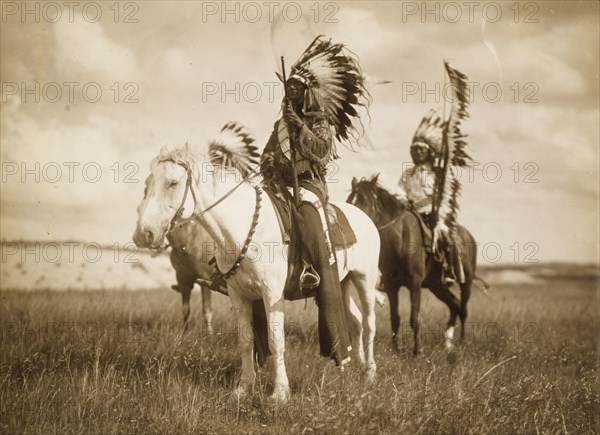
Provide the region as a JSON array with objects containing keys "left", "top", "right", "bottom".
[
  {"left": 455, "top": 224, "right": 478, "bottom": 269},
  {"left": 473, "top": 274, "right": 491, "bottom": 294}
]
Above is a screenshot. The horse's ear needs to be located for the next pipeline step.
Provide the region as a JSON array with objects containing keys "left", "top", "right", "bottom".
[
  {"left": 371, "top": 173, "right": 380, "bottom": 183},
  {"left": 351, "top": 176, "right": 358, "bottom": 189},
  {"left": 275, "top": 72, "right": 284, "bottom": 83}
]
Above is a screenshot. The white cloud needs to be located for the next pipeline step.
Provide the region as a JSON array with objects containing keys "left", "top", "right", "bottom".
[{"left": 52, "top": 19, "right": 138, "bottom": 81}]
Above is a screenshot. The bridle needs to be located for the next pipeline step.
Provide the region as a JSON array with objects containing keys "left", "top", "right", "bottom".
[
  {"left": 164, "top": 160, "right": 260, "bottom": 234},
  {"left": 349, "top": 186, "right": 400, "bottom": 231},
  {"left": 165, "top": 162, "right": 197, "bottom": 233},
  {"left": 159, "top": 159, "right": 263, "bottom": 280}
]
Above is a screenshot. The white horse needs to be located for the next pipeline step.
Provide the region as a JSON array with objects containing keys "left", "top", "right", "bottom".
[
  {"left": 166, "top": 222, "right": 215, "bottom": 331},
  {"left": 161, "top": 123, "right": 262, "bottom": 331},
  {"left": 133, "top": 139, "right": 380, "bottom": 402}
]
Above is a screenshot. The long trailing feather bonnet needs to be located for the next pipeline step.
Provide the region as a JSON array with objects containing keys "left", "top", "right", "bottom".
[{"left": 283, "top": 35, "right": 371, "bottom": 152}]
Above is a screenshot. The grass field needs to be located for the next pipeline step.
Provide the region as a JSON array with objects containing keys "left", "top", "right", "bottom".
[{"left": 1, "top": 273, "right": 598, "bottom": 434}]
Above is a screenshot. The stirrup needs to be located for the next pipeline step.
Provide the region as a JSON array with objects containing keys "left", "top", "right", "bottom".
[
  {"left": 443, "top": 276, "right": 456, "bottom": 286},
  {"left": 300, "top": 260, "right": 320, "bottom": 291},
  {"left": 442, "top": 269, "right": 456, "bottom": 286},
  {"left": 209, "top": 271, "right": 227, "bottom": 292}
]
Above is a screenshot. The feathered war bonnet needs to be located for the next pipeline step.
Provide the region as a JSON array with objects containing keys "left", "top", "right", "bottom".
[
  {"left": 284, "top": 35, "right": 371, "bottom": 151},
  {"left": 207, "top": 122, "right": 259, "bottom": 177},
  {"left": 411, "top": 109, "right": 446, "bottom": 157}
]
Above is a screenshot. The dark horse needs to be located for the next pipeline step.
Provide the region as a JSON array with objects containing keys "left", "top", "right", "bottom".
[{"left": 347, "top": 174, "right": 480, "bottom": 355}]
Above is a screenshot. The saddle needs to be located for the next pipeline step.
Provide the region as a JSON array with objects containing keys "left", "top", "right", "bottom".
[
  {"left": 264, "top": 186, "right": 357, "bottom": 301},
  {"left": 407, "top": 207, "right": 466, "bottom": 285}
]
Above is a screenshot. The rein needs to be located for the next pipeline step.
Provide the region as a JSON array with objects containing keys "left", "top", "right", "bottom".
[
  {"left": 350, "top": 189, "right": 403, "bottom": 231},
  {"left": 377, "top": 215, "right": 401, "bottom": 231},
  {"left": 166, "top": 162, "right": 260, "bottom": 233}
]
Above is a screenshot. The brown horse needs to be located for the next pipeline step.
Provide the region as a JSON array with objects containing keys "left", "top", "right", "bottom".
[
  {"left": 347, "top": 174, "right": 480, "bottom": 355},
  {"left": 166, "top": 222, "right": 215, "bottom": 332}
]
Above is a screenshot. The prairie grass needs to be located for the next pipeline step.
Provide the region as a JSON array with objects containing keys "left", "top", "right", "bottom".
[{"left": 1, "top": 276, "right": 598, "bottom": 434}]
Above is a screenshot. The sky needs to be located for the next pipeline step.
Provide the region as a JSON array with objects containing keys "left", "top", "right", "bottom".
[{"left": 1, "top": 1, "right": 598, "bottom": 265}]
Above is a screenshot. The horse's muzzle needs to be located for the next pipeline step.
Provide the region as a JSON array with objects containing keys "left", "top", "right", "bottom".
[{"left": 133, "top": 226, "right": 164, "bottom": 249}]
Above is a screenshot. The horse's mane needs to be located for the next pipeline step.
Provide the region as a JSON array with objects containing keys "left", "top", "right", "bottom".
[
  {"left": 151, "top": 122, "right": 259, "bottom": 182},
  {"left": 353, "top": 175, "right": 405, "bottom": 217},
  {"left": 375, "top": 183, "right": 404, "bottom": 215},
  {"left": 151, "top": 142, "right": 205, "bottom": 183}
]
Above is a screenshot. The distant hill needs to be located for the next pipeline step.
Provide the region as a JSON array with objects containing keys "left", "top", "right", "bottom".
[
  {"left": 478, "top": 262, "right": 599, "bottom": 283},
  {"left": 0, "top": 240, "right": 598, "bottom": 291}
]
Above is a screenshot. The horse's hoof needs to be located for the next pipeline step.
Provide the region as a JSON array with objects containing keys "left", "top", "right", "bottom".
[
  {"left": 444, "top": 326, "right": 455, "bottom": 349},
  {"left": 232, "top": 385, "right": 248, "bottom": 400},
  {"left": 374, "top": 291, "right": 386, "bottom": 306},
  {"left": 267, "top": 385, "right": 290, "bottom": 404},
  {"left": 233, "top": 378, "right": 254, "bottom": 400},
  {"left": 365, "top": 364, "right": 377, "bottom": 383}
]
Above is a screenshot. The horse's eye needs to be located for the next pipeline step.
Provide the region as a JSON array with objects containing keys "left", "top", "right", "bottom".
[{"left": 168, "top": 180, "right": 179, "bottom": 188}]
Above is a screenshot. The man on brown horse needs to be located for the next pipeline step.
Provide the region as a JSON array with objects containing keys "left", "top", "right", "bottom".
[
  {"left": 397, "top": 110, "right": 460, "bottom": 286},
  {"left": 260, "top": 36, "right": 370, "bottom": 367}
]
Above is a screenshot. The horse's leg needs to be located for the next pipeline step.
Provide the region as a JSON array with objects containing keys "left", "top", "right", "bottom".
[
  {"left": 228, "top": 292, "right": 256, "bottom": 398},
  {"left": 342, "top": 278, "right": 365, "bottom": 368},
  {"left": 349, "top": 271, "right": 377, "bottom": 380},
  {"left": 262, "top": 295, "right": 290, "bottom": 403},
  {"left": 181, "top": 285, "right": 192, "bottom": 328},
  {"left": 459, "top": 280, "right": 472, "bottom": 342},
  {"left": 408, "top": 278, "right": 423, "bottom": 356},
  {"left": 386, "top": 283, "right": 401, "bottom": 353},
  {"left": 252, "top": 300, "right": 271, "bottom": 368},
  {"left": 428, "top": 283, "right": 461, "bottom": 349},
  {"left": 174, "top": 271, "right": 194, "bottom": 330},
  {"left": 458, "top": 229, "right": 477, "bottom": 341},
  {"left": 200, "top": 285, "right": 213, "bottom": 334}
]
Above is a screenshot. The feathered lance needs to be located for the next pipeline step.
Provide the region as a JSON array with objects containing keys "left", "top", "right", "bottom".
[
  {"left": 431, "top": 115, "right": 449, "bottom": 232},
  {"left": 281, "top": 56, "right": 300, "bottom": 207},
  {"left": 431, "top": 61, "right": 471, "bottom": 236}
]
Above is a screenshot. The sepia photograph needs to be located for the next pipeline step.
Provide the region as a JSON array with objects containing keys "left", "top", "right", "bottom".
[{"left": 1, "top": 1, "right": 598, "bottom": 433}]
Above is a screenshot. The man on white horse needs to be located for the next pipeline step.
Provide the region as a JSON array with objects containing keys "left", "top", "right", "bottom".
[
  {"left": 260, "top": 36, "right": 370, "bottom": 367},
  {"left": 397, "top": 110, "right": 459, "bottom": 286}
]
